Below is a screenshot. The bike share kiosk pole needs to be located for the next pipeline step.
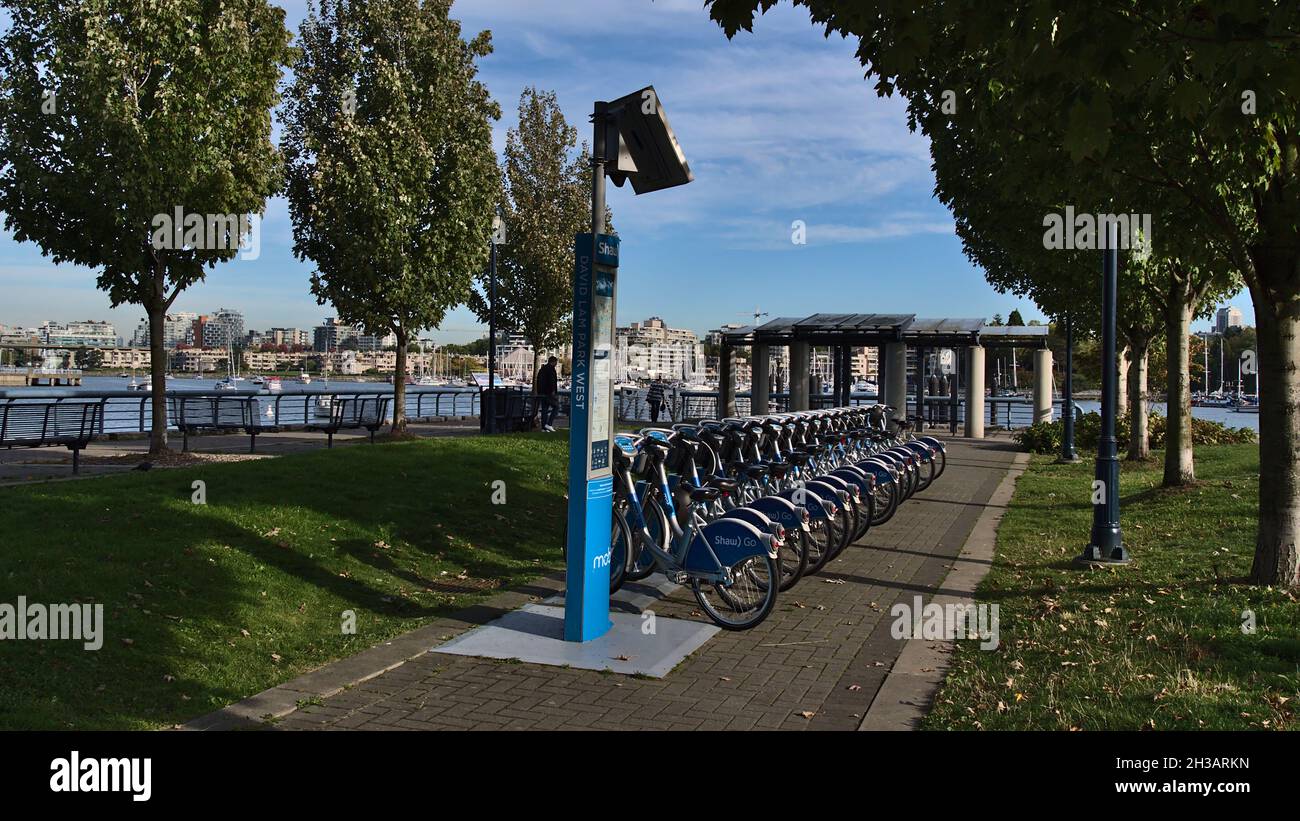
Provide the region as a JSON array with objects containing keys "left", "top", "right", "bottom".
[
  {"left": 564, "top": 97, "right": 616, "bottom": 642},
  {"left": 564, "top": 88, "right": 693, "bottom": 641},
  {"left": 564, "top": 233, "right": 618, "bottom": 641}
]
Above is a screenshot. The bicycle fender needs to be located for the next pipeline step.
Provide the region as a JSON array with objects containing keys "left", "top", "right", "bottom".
[
  {"left": 806, "top": 478, "right": 850, "bottom": 507},
  {"left": 916, "top": 435, "right": 945, "bottom": 454},
  {"left": 830, "top": 466, "right": 875, "bottom": 497},
  {"left": 748, "top": 495, "right": 809, "bottom": 533},
  {"left": 721, "top": 507, "right": 777, "bottom": 537},
  {"left": 686, "top": 518, "right": 772, "bottom": 573},
  {"left": 778, "top": 485, "right": 835, "bottom": 519},
  {"left": 855, "top": 460, "right": 897, "bottom": 487},
  {"left": 902, "top": 441, "right": 934, "bottom": 462}
]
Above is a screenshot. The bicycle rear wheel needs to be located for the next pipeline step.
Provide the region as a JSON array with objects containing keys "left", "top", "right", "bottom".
[{"left": 692, "top": 553, "right": 779, "bottom": 630}]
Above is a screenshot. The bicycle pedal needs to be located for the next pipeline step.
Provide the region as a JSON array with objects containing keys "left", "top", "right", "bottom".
[{"left": 669, "top": 571, "right": 690, "bottom": 585}]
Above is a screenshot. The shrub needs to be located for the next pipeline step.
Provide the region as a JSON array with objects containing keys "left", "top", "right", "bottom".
[{"left": 1014, "top": 411, "right": 1256, "bottom": 454}]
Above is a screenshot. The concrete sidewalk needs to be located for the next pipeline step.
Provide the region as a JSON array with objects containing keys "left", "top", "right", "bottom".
[{"left": 188, "top": 435, "right": 1022, "bottom": 731}]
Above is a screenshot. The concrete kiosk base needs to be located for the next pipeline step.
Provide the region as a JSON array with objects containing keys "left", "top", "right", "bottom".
[{"left": 431, "top": 602, "right": 719, "bottom": 678}]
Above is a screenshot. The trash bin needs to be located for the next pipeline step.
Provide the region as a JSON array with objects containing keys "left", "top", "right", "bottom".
[{"left": 480, "top": 387, "right": 535, "bottom": 433}]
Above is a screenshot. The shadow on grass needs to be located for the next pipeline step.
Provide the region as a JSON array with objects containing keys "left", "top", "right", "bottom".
[{"left": 0, "top": 433, "right": 570, "bottom": 729}]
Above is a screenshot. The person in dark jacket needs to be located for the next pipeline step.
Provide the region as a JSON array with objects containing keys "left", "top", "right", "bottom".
[
  {"left": 536, "top": 356, "right": 559, "bottom": 431},
  {"left": 646, "top": 377, "right": 667, "bottom": 423}
]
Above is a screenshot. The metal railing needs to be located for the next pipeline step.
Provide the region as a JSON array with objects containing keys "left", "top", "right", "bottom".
[
  {"left": 0, "top": 384, "right": 1080, "bottom": 435},
  {"left": 0, "top": 386, "right": 479, "bottom": 435}
]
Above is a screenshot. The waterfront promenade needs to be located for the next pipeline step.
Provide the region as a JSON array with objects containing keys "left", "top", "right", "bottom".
[{"left": 187, "top": 435, "right": 1023, "bottom": 732}]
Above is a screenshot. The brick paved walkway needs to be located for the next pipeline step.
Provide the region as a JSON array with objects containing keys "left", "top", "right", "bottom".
[{"left": 270, "top": 436, "right": 1019, "bottom": 731}]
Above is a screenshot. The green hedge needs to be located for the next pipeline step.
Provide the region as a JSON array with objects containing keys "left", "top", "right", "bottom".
[{"left": 1014, "top": 411, "right": 1256, "bottom": 454}]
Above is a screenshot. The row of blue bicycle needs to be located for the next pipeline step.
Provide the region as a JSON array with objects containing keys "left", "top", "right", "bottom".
[{"left": 607, "top": 405, "right": 948, "bottom": 630}]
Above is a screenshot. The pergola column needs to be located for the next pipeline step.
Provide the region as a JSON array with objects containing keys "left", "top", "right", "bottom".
[
  {"left": 950, "top": 352, "right": 961, "bottom": 434},
  {"left": 835, "top": 345, "right": 847, "bottom": 406},
  {"left": 789, "top": 341, "right": 809, "bottom": 411},
  {"left": 719, "top": 341, "right": 737, "bottom": 418},
  {"left": 1033, "top": 347, "right": 1054, "bottom": 424},
  {"left": 842, "top": 346, "right": 853, "bottom": 405},
  {"left": 916, "top": 346, "right": 927, "bottom": 428},
  {"left": 885, "top": 342, "right": 907, "bottom": 424},
  {"left": 965, "top": 344, "right": 985, "bottom": 438},
  {"left": 752, "top": 343, "right": 770, "bottom": 415}
]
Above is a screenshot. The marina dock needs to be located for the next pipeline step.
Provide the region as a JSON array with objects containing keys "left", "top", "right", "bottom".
[{"left": 0, "top": 368, "right": 83, "bottom": 387}]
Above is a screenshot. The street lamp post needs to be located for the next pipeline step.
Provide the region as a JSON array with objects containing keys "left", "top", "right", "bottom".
[
  {"left": 1059, "top": 314, "right": 1078, "bottom": 462},
  {"left": 1078, "top": 223, "right": 1129, "bottom": 565}
]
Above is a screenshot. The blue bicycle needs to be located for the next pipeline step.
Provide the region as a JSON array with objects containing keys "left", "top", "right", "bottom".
[{"left": 611, "top": 431, "right": 783, "bottom": 630}]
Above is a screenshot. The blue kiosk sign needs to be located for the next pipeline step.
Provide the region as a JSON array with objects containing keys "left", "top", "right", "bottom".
[{"left": 564, "top": 233, "right": 619, "bottom": 642}]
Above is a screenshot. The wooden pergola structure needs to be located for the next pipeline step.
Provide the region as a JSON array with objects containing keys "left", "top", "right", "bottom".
[{"left": 717, "top": 313, "right": 1051, "bottom": 438}]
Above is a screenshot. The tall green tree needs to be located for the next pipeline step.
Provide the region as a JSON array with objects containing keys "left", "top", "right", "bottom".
[
  {"left": 468, "top": 88, "right": 598, "bottom": 383},
  {"left": 281, "top": 0, "right": 500, "bottom": 432},
  {"left": 0, "top": 0, "right": 292, "bottom": 452},
  {"left": 708, "top": 1, "right": 1298, "bottom": 585}
]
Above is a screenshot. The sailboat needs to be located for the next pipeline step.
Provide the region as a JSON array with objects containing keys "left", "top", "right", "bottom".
[
  {"left": 313, "top": 341, "right": 334, "bottom": 417},
  {"left": 127, "top": 363, "right": 151, "bottom": 391},
  {"left": 215, "top": 341, "right": 244, "bottom": 390},
  {"left": 415, "top": 340, "right": 444, "bottom": 386}
]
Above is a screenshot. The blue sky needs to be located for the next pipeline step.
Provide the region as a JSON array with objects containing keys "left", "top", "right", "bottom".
[{"left": 0, "top": 0, "right": 1252, "bottom": 342}]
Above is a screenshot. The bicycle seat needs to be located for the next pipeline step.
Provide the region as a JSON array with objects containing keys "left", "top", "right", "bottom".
[
  {"left": 689, "top": 486, "right": 721, "bottom": 502},
  {"left": 742, "top": 464, "right": 770, "bottom": 479},
  {"left": 767, "top": 462, "right": 792, "bottom": 479},
  {"left": 706, "top": 476, "right": 739, "bottom": 493}
]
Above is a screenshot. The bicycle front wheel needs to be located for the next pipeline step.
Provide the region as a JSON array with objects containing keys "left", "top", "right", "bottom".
[
  {"left": 692, "top": 554, "right": 779, "bottom": 630},
  {"left": 777, "top": 530, "right": 808, "bottom": 591},
  {"left": 610, "top": 507, "right": 631, "bottom": 594},
  {"left": 804, "top": 518, "right": 836, "bottom": 575},
  {"left": 626, "top": 494, "right": 668, "bottom": 581}
]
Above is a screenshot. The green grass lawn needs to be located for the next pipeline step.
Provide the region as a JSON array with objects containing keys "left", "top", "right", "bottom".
[
  {"left": 0, "top": 433, "right": 568, "bottom": 730},
  {"left": 925, "top": 444, "right": 1299, "bottom": 730}
]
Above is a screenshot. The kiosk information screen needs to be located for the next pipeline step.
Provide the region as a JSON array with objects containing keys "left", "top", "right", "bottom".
[{"left": 589, "top": 269, "right": 615, "bottom": 473}]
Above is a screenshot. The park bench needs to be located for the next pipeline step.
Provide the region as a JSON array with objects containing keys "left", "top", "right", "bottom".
[
  {"left": 171, "top": 395, "right": 272, "bottom": 453},
  {"left": 0, "top": 399, "right": 105, "bottom": 474},
  {"left": 306, "top": 396, "right": 391, "bottom": 447}
]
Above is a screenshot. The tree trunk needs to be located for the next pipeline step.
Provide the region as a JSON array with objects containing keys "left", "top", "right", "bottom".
[
  {"left": 1249, "top": 291, "right": 1300, "bottom": 587},
  {"left": 1163, "top": 296, "right": 1196, "bottom": 485},
  {"left": 1127, "top": 342, "right": 1149, "bottom": 460},
  {"left": 146, "top": 277, "right": 170, "bottom": 454},
  {"left": 392, "top": 327, "right": 408, "bottom": 434},
  {"left": 1117, "top": 344, "right": 1131, "bottom": 418},
  {"left": 530, "top": 342, "right": 542, "bottom": 391}
]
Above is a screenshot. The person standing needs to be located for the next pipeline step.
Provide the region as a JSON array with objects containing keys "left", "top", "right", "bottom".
[
  {"left": 646, "top": 376, "right": 667, "bottom": 423},
  {"left": 535, "top": 356, "right": 560, "bottom": 432}
]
